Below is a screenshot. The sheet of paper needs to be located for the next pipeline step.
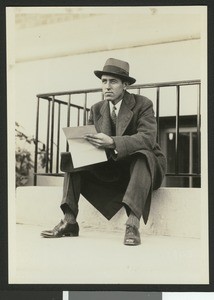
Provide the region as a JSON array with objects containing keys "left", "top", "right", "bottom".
[{"left": 63, "top": 125, "right": 107, "bottom": 168}]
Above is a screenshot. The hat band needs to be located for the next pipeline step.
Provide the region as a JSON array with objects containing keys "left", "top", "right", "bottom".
[{"left": 103, "top": 65, "right": 129, "bottom": 77}]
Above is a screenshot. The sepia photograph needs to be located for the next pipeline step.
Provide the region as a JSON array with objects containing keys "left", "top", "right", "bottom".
[{"left": 6, "top": 6, "right": 208, "bottom": 285}]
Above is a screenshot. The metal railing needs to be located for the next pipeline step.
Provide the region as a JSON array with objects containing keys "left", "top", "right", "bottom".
[{"left": 34, "top": 80, "right": 201, "bottom": 186}]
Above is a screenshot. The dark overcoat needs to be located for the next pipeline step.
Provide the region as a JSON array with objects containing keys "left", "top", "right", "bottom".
[{"left": 61, "top": 91, "right": 166, "bottom": 223}]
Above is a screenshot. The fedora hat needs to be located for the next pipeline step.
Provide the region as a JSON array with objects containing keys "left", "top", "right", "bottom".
[{"left": 94, "top": 58, "right": 136, "bottom": 85}]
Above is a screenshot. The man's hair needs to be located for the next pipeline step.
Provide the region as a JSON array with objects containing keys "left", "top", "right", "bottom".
[
  {"left": 121, "top": 79, "right": 130, "bottom": 85},
  {"left": 114, "top": 75, "right": 130, "bottom": 85}
]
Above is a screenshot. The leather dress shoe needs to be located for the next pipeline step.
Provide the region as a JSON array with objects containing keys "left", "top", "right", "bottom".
[
  {"left": 124, "top": 225, "right": 141, "bottom": 246},
  {"left": 41, "top": 220, "right": 79, "bottom": 238}
]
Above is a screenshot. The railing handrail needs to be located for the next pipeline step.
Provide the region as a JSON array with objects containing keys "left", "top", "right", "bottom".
[{"left": 36, "top": 79, "right": 201, "bottom": 98}]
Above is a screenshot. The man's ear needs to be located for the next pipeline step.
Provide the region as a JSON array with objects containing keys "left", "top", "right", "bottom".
[{"left": 123, "top": 82, "right": 129, "bottom": 90}]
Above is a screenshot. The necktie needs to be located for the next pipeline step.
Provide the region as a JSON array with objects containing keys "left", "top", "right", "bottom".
[{"left": 111, "top": 105, "right": 117, "bottom": 126}]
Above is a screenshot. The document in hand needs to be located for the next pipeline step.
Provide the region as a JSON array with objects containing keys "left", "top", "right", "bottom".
[{"left": 62, "top": 125, "right": 107, "bottom": 168}]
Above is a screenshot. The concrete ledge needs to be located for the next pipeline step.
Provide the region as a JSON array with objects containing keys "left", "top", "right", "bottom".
[{"left": 16, "top": 186, "right": 201, "bottom": 238}]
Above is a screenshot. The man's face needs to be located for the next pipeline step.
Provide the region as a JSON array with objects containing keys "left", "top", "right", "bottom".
[{"left": 101, "top": 74, "right": 127, "bottom": 102}]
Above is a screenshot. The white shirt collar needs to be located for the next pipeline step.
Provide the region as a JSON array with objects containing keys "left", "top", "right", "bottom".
[{"left": 109, "top": 99, "right": 123, "bottom": 116}]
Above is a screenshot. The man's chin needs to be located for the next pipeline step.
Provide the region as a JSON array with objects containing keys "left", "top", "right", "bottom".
[{"left": 105, "top": 96, "right": 114, "bottom": 101}]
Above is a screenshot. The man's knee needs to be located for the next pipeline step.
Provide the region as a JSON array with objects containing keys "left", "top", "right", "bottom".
[{"left": 129, "top": 154, "right": 149, "bottom": 172}]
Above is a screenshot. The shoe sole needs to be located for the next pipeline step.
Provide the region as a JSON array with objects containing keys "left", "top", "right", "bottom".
[
  {"left": 124, "top": 242, "right": 141, "bottom": 246},
  {"left": 124, "top": 238, "right": 141, "bottom": 246},
  {"left": 41, "top": 233, "right": 79, "bottom": 238}
]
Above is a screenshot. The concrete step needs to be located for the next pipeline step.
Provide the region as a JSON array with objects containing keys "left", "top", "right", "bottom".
[{"left": 16, "top": 186, "right": 201, "bottom": 238}]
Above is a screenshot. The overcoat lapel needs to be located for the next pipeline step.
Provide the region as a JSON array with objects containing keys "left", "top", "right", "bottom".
[
  {"left": 116, "top": 92, "right": 135, "bottom": 136},
  {"left": 96, "top": 101, "right": 112, "bottom": 136},
  {"left": 96, "top": 91, "right": 136, "bottom": 136}
]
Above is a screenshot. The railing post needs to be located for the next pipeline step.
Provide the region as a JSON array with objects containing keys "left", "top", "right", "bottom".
[
  {"left": 45, "top": 99, "right": 51, "bottom": 173},
  {"left": 197, "top": 83, "right": 201, "bottom": 174},
  {"left": 34, "top": 96, "right": 40, "bottom": 186},
  {"left": 77, "top": 108, "right": 80, "bottom": 126},
  {"left": 67, "top": 94, "right": 71, "bottom": 127},
  {"left": 175, "top": 85, "right": 180, "bottom": 174},
  {"left": 66, "top": 94, "right": 71, "bottom": 152},
  {"left": 50, "top": 96, "right": 55, "bottom": 173},
  {"left": 56, "top": 103, "right": 61, "bottom": 173},
  {"left": 83, "top": 93, "right": 87, "bottom": 125},
  {"left": 189, "top": 132, "right": 193, "bottom": 187},
  {"left": 156, "top": 87, "right": 160, "bottom": 143}
]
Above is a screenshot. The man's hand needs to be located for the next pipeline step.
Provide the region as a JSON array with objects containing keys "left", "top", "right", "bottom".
[{"left": 84, "top": 133, "right": 115, "bottom": 149}]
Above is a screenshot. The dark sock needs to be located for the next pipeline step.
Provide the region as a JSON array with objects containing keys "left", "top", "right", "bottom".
[
  {"left": 63, "top": 207, "right": 76, "bottom": 224},
  {"left": 125, "top": 211, "right": 140, "bottom": 229}
]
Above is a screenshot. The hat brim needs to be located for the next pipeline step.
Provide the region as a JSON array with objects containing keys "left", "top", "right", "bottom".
[{"left": 94, "top": 70, "right": 136, "bottom": 85}]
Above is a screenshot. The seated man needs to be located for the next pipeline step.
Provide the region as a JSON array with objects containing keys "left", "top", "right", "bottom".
[{"left": 41, "top": 58, "right": 167, "bottom": 246}]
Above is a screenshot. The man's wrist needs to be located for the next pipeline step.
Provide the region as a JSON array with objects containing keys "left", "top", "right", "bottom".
[{"left": 109, "top": 137, "right": 116, "bottom": 149}]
